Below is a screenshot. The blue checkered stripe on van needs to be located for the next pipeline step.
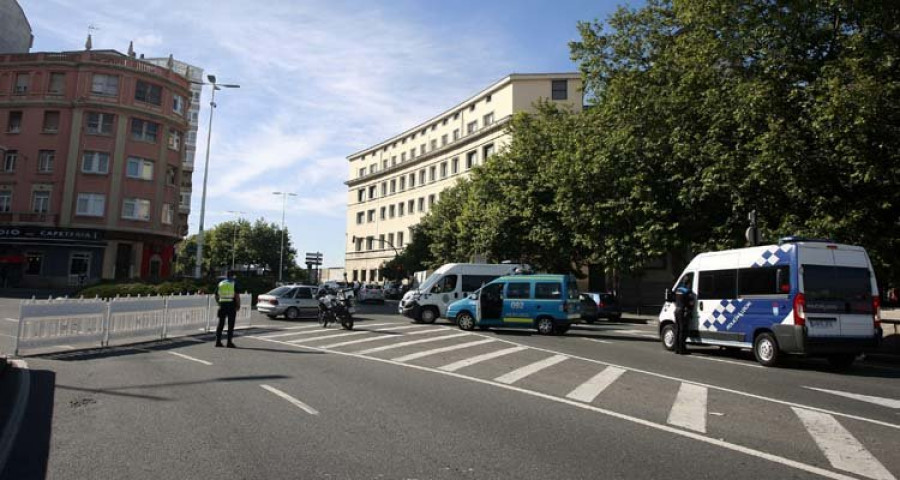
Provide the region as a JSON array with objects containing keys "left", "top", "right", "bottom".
[
  {"left": 701, "top": 299, "right": 745, "bottom": 332},
  {"left": 753, "top": 244, "right": 792, "bottom": 268}
]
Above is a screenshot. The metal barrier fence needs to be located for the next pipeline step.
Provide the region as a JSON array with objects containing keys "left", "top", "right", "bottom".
[{"left": 14, "top": 293, "right": 254, "bottom": 356}]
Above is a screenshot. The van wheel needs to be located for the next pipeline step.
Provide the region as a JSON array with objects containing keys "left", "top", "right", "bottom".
[
  {"left": 753, "top": 332, "right": 780, "bottom": 367},
  {"left": 827, "top": 354, "right": 857, "bottom": 370},
  {"left": 420, "top": 307, "right": 438, "bottom": 324},
  {"left": 285, "top": 307, "right": 299, "bottom": 320},
  {"left": 457, "top": 312, "right": 475, "bottom": 331},
  {"left": 536, "top": 317, "right": 555, "bottom": 336},
  {"left": 661, "top": 323, "right": 676, "bottom": 351}
]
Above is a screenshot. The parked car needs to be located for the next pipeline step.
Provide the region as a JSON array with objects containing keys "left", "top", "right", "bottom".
[
  {"left": 580, "top": 292, "right": 622, "bottom": 323},
  {"left": 256, "top": 284, "right": 319, "bottom": 320},
  {"left": 358, "top": 284, "right": 385, "bottom": 304},
  {"left": 384, "top": 282, "right": 402, "bottom": 300}
]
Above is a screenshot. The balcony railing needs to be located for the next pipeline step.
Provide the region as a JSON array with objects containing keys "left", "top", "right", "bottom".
[{"left": 0, "top": 212, "right": 58, "bottom": 224}]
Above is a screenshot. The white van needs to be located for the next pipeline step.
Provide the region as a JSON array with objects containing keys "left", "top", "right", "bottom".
[
  {"left": 399, "top": 263, "right": 525, "bottom": 323},
  {"left": 659, "top": 237, "right": 882, "bottom": 368}
]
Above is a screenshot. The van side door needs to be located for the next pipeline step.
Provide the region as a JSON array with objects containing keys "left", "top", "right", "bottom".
[
  {"left": 696, "top": 269, "right": 738, "bottom": 341},
  {"left": 503, "top": 281, "right": 533, "bottom": 327},
  {"left": 478, "top": 282, "right": 505, "bottom": 325}
]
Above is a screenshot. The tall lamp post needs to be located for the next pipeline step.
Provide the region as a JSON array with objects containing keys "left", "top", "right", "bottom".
[
  {"left": 226, "top": 210, "right": 246, "bottom": 271},
  {"left": 193, "top": 74, "right": 240, "bottom": 278},
  {"left": 273, "top": 191, "right": 297, "bottom": 283}
]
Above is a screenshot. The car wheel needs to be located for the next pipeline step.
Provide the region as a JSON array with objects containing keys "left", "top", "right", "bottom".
[
  {"left": 661, "top": 323, "right": 676, "bottom": 351},
  {"left": 753, "top": 332, "right": 780, "bottom": 367},
  {"left": 536, "top": 317, "right": 555, "bottom": 336},
  {"left": 420, "top": 307, "right": 438, "bottom": 324},
  {"left": 457, "top": 312, "right": 475, "bottom": 331},
  {"left": 285, "top": 307, "right": 299, "bottom": 320},
  {"left": 827, "top": 354, "right": 857, "bottom": 370}
]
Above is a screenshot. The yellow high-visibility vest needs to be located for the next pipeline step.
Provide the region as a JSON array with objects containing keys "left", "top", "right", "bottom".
[{"left": 217, "top": 280, "right": 235, "bottom": 303}]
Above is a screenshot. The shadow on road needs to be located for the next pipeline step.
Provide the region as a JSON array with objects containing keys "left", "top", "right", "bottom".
[
  {"left": 1, "top": 369, "right": 55, "bottom": 480},
  {"left": 54, "top": 374, "right": 293, "bottom": 402}
]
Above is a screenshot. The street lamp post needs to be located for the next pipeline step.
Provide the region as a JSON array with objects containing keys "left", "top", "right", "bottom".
[
  {"left": 193, "top": 74, "right": 240, "bottom": 279},
  {"left": 227, "top": 210, "right": 246, "bottom": 271},
  {"left": 273, "top": 191, "right": 297, "bottom": 283}
]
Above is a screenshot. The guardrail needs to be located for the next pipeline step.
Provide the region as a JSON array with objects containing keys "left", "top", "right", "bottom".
[{"left": 14, "top": 293, "right": 253, "bottom": 356}]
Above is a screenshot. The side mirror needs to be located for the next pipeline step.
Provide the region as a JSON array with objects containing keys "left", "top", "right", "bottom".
[{"left": 665, "top": 288, "right": 675, "bottom": 303}]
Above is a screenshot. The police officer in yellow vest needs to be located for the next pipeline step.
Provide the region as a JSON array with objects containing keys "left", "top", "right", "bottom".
[{"left": 215, "top": 270, "right": 240, "bottom": 348}]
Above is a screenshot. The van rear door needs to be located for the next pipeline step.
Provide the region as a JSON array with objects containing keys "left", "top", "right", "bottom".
[{"left": 801, "top": 248, "right": 874, "bottom": 338}]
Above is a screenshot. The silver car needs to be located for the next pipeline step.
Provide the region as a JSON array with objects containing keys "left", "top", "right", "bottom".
[{"left": 257, "top": 284, "right": 319, "bottom": 320}]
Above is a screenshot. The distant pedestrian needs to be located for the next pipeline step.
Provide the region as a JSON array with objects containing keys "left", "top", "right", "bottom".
[
  {"left": 215, "top": 270, "right": 240, "bottom": 348},
  {"left": 673, "top": 281, "right": 696, "bottom": 355}
]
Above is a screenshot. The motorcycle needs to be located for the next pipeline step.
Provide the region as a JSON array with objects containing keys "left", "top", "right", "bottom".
[{"left": 317, "top": 288, "right": 354, "bottom": 330}]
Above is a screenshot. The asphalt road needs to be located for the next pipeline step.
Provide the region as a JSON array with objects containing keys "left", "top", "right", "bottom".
[{"left": 2, "top": 300, "right": 900, "bottom": 480}]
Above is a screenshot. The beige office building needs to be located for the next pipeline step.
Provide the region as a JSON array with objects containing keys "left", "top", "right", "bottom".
[{"left": 344, "top": 73, "right": 582, "bottom": 283}]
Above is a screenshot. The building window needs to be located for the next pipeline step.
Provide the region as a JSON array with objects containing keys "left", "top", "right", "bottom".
[
  {"left": 370, "top": 269, "right": 377, "bottom": 282},
  {"left": 86, "top": 112, "right": 114, "bottom": 135},
  {"left": 359, "top": 167, "right": 365, "bottom": 178},
  {"left": 441, "top": 134, "right": 448, "bottom": 146},
  {"left": 409, "top": 173, "right": 416, "bottom": 188},
  {"left": 38, "top": 150, "right": 54, "bottom": 173},
  {"left": 379, "top": 234, "right": 385, "bottom": 249},
  {"left": 552, "top": 79, "right": 568, "bottom": 100},
  {"left": 401, "top": 152, "right": 406, "bottom": 162},
  {"left": 399, "top": 177, "right": 405, "bottom": 191},
  {"left": 366, "top": 237, "right": 374, "bottom": 250},
  {"left": 356, "top": 212, "right": 364, "bottom": 224},
  {"left": 453, "top": 128, "right": 460, "bottom": 140},
  {"left": 383, "top": 160, "right": 388, "bottom": 170},
  {"left": 483, "top": 143, "right": 495, "bottom": 160},
  {"left": 451, "top": 157, "right": 459, "bottom": 174},
  {"left": 390, "top": 179, "right": 396, "bottom": 194},
  {"left": 168, "top": 129, "right": 182, "bottom": 150},
  {"left": 91, "top": 74, "right": 119, "bottom": 96},
  {"left": 368, "top": 185, "right": 376, "bottom": 198},
  {"left": 180, "top": 192, "right": 191, "bottom": 208},
  {"left": 7, "top": 111, "right": 22, "bottom": 133},
  {"left": 429, "top": 166, "right": 436, "bottom": 182},
  {"left": 126, "top": 157, "right": 154, "bottom": 180},
  {"left": 0, "top": 191, "right": 11, "bottom": 212},
  {"left": 440, "top": 162, "right": 447, "bottom": 178},
  {"left": 186, "top": 131, "right": 197, "bottom": 145},
  {"left": 122, "top": 198, "right": 151, "bottom": 221},
  {"left": 357, "top": 189, "right": 365, "bottom": 203},
  {"left": 3, "top": 150, "right": 17, "bottom": 172},
  {"left": 410, "top": 148, "right": 416, "bottom": 159},
  {"left": 25, "top": 252, "right": 42, "bottom": 275},
  {"left": 407, "top": 199, "right": 414, "bottom": 214},
  {"left": 430, "top": 139, "right": 437, "bottom": 151},
  {"left": 380, "top": 206, "right": 386, "bottom": 220},
  {"left": 76, "top": 193, "right": 105, "bottom": 217},
  {"left": 361, "top": 270, "right": 367, "bottom": 282},
  {"left": 483, "top": 112, "right": 494, "bottom": 126},
  {"left": 381, "top": 182, "right": 387, "bottom": 196},
  {"left": 398, "top": 202, "right": 405, "bottom": 216},
  {"left": 14, "top": 73, "right": 29, "bottom": 94},
  {"left": 42, "top": 111, "right": 60, "bottom": 133},
  {"left": 398, "top": 231, "right": 404, "bottom": 247},
  {"left": 131, "top": 118, "right": 159, "bottom": 142},
  {"left": 419, "top": 169, "right": 426, "bottom": 185},
  {"left": 166, "top": 166, "right": 177, "bottom": 186},
  {"left": 466, "top": 151, "right": 477, "bottom": 169},
  {"left": 429, "top": 194, "right": 436, "bottom": 207},
  {"left": 32, "top": 191, "right": 50, "bottom": 213},
  {"left": 82, "top": 151, "right": 110, "bottom": 174},
  {"left": 48, "top": 73, "right": 65, "bottom": 94},
  {"left": 355, "top": 238, "right": 363, "bottom": 252},
  {"left": 467, "top": 121, "right": 478, "bottom": 134},
  {"left": 418, "top": 197, "right": 424, "bottom": 212},
  {"left": 173, "top": 94, "right": 186, "bottom": 115},
  {"left": 162, "top": 203, "right": 174, "bottom": 224},
  {"left": 134, "top": 80, "right": 163, "bottom": 105},
  {"left": 391, "top": 156, "right": 397, "bottom": 166},
  {"left": 367, "top": 209, "right": 375, "bottom": 222},
  {"left": 370, "top": 164, "right": 376, "bottom": 174},
  {"left": 388, "top": 232, "right": 394, "bottom": 246},
  {"left": 185, "top": 150, "right": 195, "bottom": 166},
  {"left": 69, "top": 252, "right": 91, "bottom": 277},
  {"left": 420, "top": 144, "right": 426, "bottom": 155},
  {"left": 388, "top": 205, "right": 395, "bottom": 218}
]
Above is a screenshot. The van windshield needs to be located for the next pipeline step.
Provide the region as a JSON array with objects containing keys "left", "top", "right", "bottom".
[
  {"left": 802, "top": 265, "right": 872, "bottom": 314},
  {"left": 419, "top": 274, "right": 442, "bottom": 293}
]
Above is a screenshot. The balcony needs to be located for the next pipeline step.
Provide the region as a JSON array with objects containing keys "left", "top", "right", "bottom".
[{"left": 0, "top": 212, "right": 57, "bottom": 225}]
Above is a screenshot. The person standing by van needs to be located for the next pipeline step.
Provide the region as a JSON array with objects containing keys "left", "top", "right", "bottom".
[
  {"left": 674, "top": 283, "right": 695, "bottom": 355},
  {"left": 215, "top": 270, "right": 240, "bottom": 348}
]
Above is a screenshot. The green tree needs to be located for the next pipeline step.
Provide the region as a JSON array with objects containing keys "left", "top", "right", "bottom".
[{"left": 381, "top": 226, "right": 435, "bottom": 281}]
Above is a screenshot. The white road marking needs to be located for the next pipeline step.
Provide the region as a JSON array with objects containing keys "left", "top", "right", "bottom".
[
  {"left": 285, "top": 324, "right": 328, "bottom": 330},
  {"left": 667, "top": 383, "right": 708, "bottom": 433},
  {"left": 259, "top": 326, "right": 326, "bottom": 338},
  {"left": 438, "top": 346, "right": 527, "bottom": 372},
  {"left": 260, "top": 385, "right": 319, "bottom": 415},
  {"left": 805, "top": 387, "right": 900, "bottom": 410},
  {"left": 494, "top": 354, "right": 568, "bottom": 385},
  {"left": 179, "top": 337, "right": 207, "bottom": 343},
  {"left": 793, "top": 407, "right": 895, "bottom": 480},
  {"left": 691, "top": 354, "right": 763, "bottom": 369},
  {"left": 167, "top": 351, "right": 212, "bottom": 366},
  {"left": 293, "top": 330, "right": 369, "bottom": 342},
  {"left": 317, "top": 328, "right": 438, "bottom": 349},
  {"left": 355, "top": 332, "right": 470, "bottom": 355},
  {"left": 284, "top": 323, "right": 397, "bottom": 343},
  {"left": 250, "top": 334, "right": 862, "bottom": 480},
  {"left": 566, "top": 366, "right": 626, "bottom": 403},
  {"left": 393, "top": 339, "right": 496, "bottom": 362},
  {"left": 0, "top": 333, "right": 17, "bottom": 338},
  {"left": 0, "top": 359, "right": 29, "bottom": 475},
  {"left": 3, "top": 318, "right": 17, "bottom": 323},
  {"left": 583, "top": 338, "right": 612, "bottom": 344}
]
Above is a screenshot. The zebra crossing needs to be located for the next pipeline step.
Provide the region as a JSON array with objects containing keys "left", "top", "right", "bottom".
[{"left": 250, "top": 322, "right": 899, "bottom": 480}]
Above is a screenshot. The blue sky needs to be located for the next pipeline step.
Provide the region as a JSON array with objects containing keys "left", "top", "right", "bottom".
[{"left": 20, "top": 0, "right": 625, "bottom": 269}]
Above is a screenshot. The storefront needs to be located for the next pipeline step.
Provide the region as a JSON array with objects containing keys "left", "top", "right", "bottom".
[{"left": 0, "top": 226, "right": 106, "bottom": 289}]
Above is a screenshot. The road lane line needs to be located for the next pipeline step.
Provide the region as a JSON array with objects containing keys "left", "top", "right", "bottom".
[
  {"left": 167, "top": 351, "right": 212, "bottom": 366},
  {"left": 294, "top": 331, "right": 369, "bottom": 342},
  {"left": 495, "top": 354, "right": 568, "bottom": 385},
  {"left": 3, "top": 318, "right": 17, "bottom": 323},
  {"left": 393, "top": 339, "right": 496, "bottom": 362},
  {"left": 566, "top": 366, "right": 626, "bottom": 403},
  {"left": 583, "top": 338, "right": 612, "bottom": 344},
  {"left": 355, "top": 332, "right": 470, "bottom": 355},
  {"left": 691, "top": 355, "right": 763, "bottom": 369},
  {"left": 805, "top": 387, "right": 900, "bottom": 409},
  {"left": 318, "top": 328, "right": 438, "bottom": 349},
  {"left": 455, "top": 328, "right": 900, "bottom": 431},
  {"left": 0, "top": 359, "right": 29, "bottom": 475},
  {"left": 250, "top": 334, "right": 861, "bottom": 480},
  {"left": 260, "top": 385, "right": 319, "bottom": 415},
  {"left": 438, "top": 346, "right": 527, "bottom": 372},
  {"left": 793, "top": 407, "right": 895, "bottom": 480},
  {"left": 667, "top": 383, "right": 708, "bottom": 433}
]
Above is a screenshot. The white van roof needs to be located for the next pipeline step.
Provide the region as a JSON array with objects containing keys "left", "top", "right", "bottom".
[
  {"left": 685, "top": 241, "right": 868, "bottom": 271},
  {"left": 432, "top": 263, "right": 523, "bottom": 275}
]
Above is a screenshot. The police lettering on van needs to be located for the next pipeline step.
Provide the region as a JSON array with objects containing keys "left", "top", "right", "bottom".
[{"left": 658, "top": 237, "right": 882, "bottom": 368}]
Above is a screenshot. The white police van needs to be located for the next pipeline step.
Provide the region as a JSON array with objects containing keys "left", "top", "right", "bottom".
[
  {"left": 659, "top": 237, "right": 882, "bottom": 368},
  {"left": 399, "top": 263, "right": 525, "bottom": 324}
]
